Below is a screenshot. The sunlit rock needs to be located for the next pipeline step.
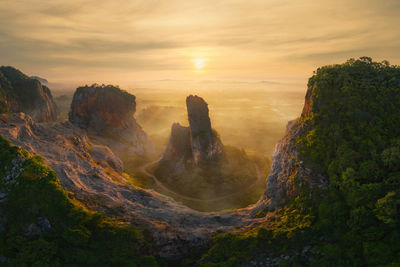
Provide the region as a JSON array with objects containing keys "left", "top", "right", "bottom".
[
  {"left": 69, "top": 84, "right": 154, "bottom": 156},
  {"left": 0, "top": 66, "right": 57, "bottom": 122},
  {"left": 162, "top": 95, "right": 223, "bottom": 165}
]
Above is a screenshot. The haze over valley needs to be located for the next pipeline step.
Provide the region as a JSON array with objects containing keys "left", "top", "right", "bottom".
[{"left": 1, "top": 1, "right": 400, "bottom": 266}]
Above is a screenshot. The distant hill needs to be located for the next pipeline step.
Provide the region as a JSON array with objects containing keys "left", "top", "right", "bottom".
[{"left": 0, "top": 66, "right": 57, "bottom": 122}]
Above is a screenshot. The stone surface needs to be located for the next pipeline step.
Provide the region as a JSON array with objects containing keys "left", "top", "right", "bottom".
[
  {"left": 0, "top": 113, "right": 262, "bottom": 259},
  {"left": 0, "top": 66, "right": 57, "bottom": 122},
  {"left": 163, "top": 123, "right": 192, "bottom": 163},
  {"left": 69, "top": 84, "right": 136, "bottom": 133},
  {"left": 253, "top": 91, "right": 328, "bottom": 212},
  {"left": 69, "top": 84, "right": 154, "bottom": 156},
  {"left": 0, "top": 88, "right": 326, "bottom": 259},
  {"left": 186, "top": 95, "right": 223, "bottom": 164},
  {"left": 162, "top": 95, "right": 223, "bottom": 166}
]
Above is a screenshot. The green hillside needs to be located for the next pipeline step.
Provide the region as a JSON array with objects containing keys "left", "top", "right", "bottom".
[
  {"left": 0, "top": 136, "right": 157, "bottom": 266},
  {"left": 196, "top": 58, "right": 400, "bottom": 266}
]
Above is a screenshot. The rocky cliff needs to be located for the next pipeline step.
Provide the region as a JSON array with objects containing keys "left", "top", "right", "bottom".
[
  {"left": 163, "top": 123, "right": 192, "bottom": 164},
  {"left": 254, "top": 88, "right": 328, "bottom": 213},
  {"left": 0, "top": 66, "right": 57, "bottom": 122},
  {"left": 69, "top": 84, "right": 154, "bottom": 156},
  {"left": 162, "top": 95, "right": 223, "bottom": 165},
  {"left": 0, "top": 113, "right": 258, "bottom": 259},
  {"left": 186, "top": 95, "right": 223, "bottom": 164}
]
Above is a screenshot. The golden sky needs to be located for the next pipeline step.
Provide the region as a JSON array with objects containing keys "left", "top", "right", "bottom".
[{"left": 1, "top": 0, "right": 399, "bottom": 90}]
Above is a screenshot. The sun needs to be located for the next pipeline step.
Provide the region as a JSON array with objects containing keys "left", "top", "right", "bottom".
[{"left": 194, "top": 58, "right": 205, "bottom": 70}]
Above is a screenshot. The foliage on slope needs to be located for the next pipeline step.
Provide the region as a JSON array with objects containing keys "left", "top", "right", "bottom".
[
  {"left": 298, "top": 57, "right": 400, "bottom": 266},
  {"left": 0, "top": 136, "right": 158, "bottom": 266},
  {"left": 196, "top": 58, "right": 400, "bottom": 266}
]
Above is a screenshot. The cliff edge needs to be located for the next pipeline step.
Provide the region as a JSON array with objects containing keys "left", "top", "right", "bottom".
[
  {"left": 69, "top": 84, "right": 154, "bottom": 157},
  {"left": 0, "top": 66, "right": 57, "bottom": 122}
]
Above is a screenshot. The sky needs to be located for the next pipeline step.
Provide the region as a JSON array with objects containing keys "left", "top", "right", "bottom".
[{"left": 1, "top": 0, "right": 399, "bottom": 90}]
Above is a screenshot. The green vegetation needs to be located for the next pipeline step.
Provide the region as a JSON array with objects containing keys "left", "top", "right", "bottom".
[
  {"left": 2, "top": 58, "right": 399, "bottom": 266},
  {"left": 297, "top": 57, "right": 400, "bottom": 265},
  {"left": 75, "top": 84, "right": 135, "bottom": 104},
  {"left": 196, "top": 58, "right": 400, "bottom": 266},
  {"left": 0, "top": 136, "right": 157, "bottom": 266}
]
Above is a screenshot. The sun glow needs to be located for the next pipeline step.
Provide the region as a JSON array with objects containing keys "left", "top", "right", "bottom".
[{"left": 194, "top": 58, "right": 205, "bottom": 70}]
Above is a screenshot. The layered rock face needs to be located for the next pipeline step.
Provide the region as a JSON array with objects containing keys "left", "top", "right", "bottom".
[
  {"left": 69, "top": 84, "right": 154, "bottom": 156},
  {"left": 0, "top": 66, "right": 57, "bottom": 122},
  {"left": 69, "top": 85, "right": 136, "bottom": 133},
  {"left": 0, "top": 113, "right": 256, "bottom": 259},
  {"left": 162, "top": 95, "right": 223, "bottom": 165},
  {"left": 254, "top": 89, "right": 328, "bottom": 213},
  {"left": 186, "top": 95, "right": 223, "bottom": 164},
  {"left": 163, "top": 123, "right": 192, "bottom": 163}
]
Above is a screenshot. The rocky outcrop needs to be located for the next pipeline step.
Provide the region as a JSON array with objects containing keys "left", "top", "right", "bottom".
[
  {"left": 0, "top": 66, "right": 57, "bottom": 122},
  {"left": 0, "top": 113, "right": 259, "bottom": 260},
  {"left": 163, "top": 123, "right": 192, "bottom": 163},
  {"left": 162, "top": 95, "right": 223, "bottom": 165},
  {"left": 186, "top": 95, "right": 223, "bottom": 164},
  {"left": 69, "top": 84, "right": 154, "bottom": 156},
  {"left": 254, "top": 92, "right": 328, "bottom": 213}
]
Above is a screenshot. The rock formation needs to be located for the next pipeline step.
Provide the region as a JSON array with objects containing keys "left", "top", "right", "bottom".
[
  {"left": 0, "top": 112, "right": 256, "bottom": 259},
  {"left": 69, "top": 84, "right": 154, "bottom": 156},
  {"left": 163, "top": 123, "right": 192, "bottom": 163},
  {"left": 0, "top": 66, "right": 57, "bottom": 122},
  {"left": 186, "top": 95, "right": 223, "bottom": 164},
  {"left": 254, "top": 89, "right": 328, "bottom": 213},
  {"left": 162, "top": 95, "right": 223, "bottom": 166}
]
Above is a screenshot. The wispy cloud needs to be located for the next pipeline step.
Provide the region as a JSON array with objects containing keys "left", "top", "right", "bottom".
[{"left": 0, "top": 0, "right": 399, "bottom": 87}]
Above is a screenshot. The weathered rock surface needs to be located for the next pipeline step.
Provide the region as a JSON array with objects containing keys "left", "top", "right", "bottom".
[
  {"left": 0, "top": 66, "right": 57, "bottom": 122},
  {"left": 69, "top": 84, "right": 154, "bottom": 156},
  {"left": 254, "top": 93, "right": 328, "bottom": 213},
  {"left": 162, "top": 95, "right": 223, "bottom": 165},
  {"left": 163, "top": 123, "right": 192, "bottom": 163},
  {"left": 186, "top": 95, "right": 223, "bottom": 164},
  {"left": 30, "top": 76, "right": 48, "bottom": 84},
  {"left": 0, "top": 113, "right": 260, "bottom": 259}
]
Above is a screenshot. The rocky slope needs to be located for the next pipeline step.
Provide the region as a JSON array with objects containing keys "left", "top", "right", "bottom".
[
  {"left": 0, "top": 86, "right": 319, "bottom": 260},
  {"left": 69, "top": 84, "right": 154, "bottom": 157},
  {"left": 0, "top": 113, "right": 260, "bottom": 259},
  {"left": 0, "top": 66, "right": 57, "bottom": 122}
]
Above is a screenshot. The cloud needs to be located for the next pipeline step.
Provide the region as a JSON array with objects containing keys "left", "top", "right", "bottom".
[{"left": 0, "top": 0, "right": 399, "bottom": 86}]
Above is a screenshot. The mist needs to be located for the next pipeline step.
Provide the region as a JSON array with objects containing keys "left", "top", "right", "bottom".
[{"left": 133, "top": 87, "right": 304, "bottom": 157}]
